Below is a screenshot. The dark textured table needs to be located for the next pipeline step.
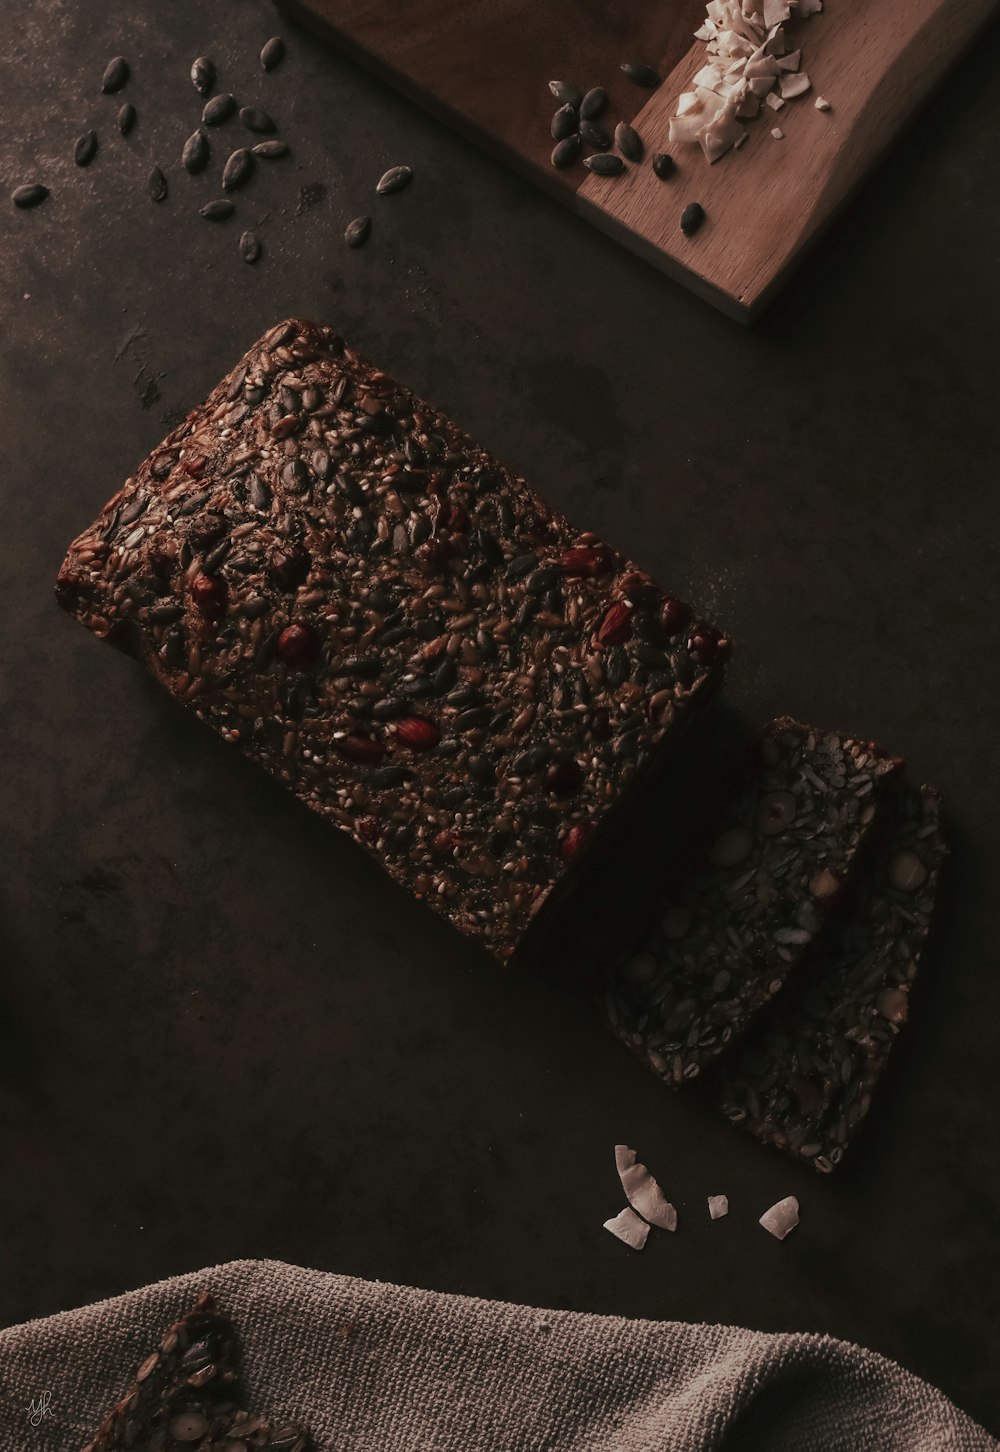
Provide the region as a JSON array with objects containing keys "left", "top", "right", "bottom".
[{"left": 3, "top": 0, "right": 999, "bottom": 1439}]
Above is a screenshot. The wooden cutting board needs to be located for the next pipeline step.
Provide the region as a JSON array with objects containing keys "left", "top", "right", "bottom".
[{"left": 279, "top": 0, "right": 997, "bottom": 319}]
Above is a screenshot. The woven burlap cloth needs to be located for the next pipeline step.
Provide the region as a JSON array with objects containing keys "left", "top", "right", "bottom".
[{"left": 0, "top": 1258, "right": 993, "bottom": 1451}]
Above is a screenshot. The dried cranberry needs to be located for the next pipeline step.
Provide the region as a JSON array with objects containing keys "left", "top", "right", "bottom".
[
  {"left": 560, "top": 820, "right": 594, "bottom": 862},
  {"left": 269, "top": 545, "right": 311, "bottom": 590},
  {"left": 590, "top": 707, "right": 612, "bottom": 740},
  {"left": 544, "top": 757, "right": 583, "bottom": 797},
  {"left": 182, "top": 454, "right": 207, "bottom": 478},
  {"left": 356, "top": 815, "right": 379, "bottom": 843},
  {"left": 334, "top": 732, "right": 386, "bottom": 765},
  {"left": 416, "top": 538, "right": 455, "bottom": 572},
  {"left": 617, "top": 571, "right": 658, "bottom": 607},
  {"left": 659, "top": 596, "right": 691, "bottom": 638},
  {"left": 54, "top": 568, "right": 85, "bottom": 610},
  {"left": 190, "top": 573, "right": 227, "bottom": 618},
  {"left": 445, "top": 501, "right": 470, "bottom": 533},
  {"left": 147, "top": 546, "right": 174, "bottom": 578},
  {"left": 432, "top": 829, "right": 461, "bottom": 854},
  {"left": 688, "top": 623, "right": 727, "bottom": 664},
  {"left": 596, "top": 601, "right": 633, "bottom": 647},
  {"left": 396, "top": 715, "right": 441, "bottom": 750},
  {"left": 557, "top": 545, "right": 613, "bottom": 577},
  {"left": 188, "top": 513, "right": 227, "bottom": 549},
  {"left": 277, "top": 623, "right": 319, "bottom": 666}
]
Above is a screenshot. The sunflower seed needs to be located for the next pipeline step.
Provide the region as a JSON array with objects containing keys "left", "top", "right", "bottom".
[
  {"left": 652, "top": 152, "right": 676, "bottom": 180},
  {"left": 200, "top": 198, "right": 234, "bottom": 221},
  {"left": 222, "top": 148, "right": 254, "bottom": 191},
  {"left": 615, "top": 122, "right": 643, "bottom": 161},
  {"left": 101, "top": 56, "right": 129, "bottom": 93},
  {"left": 182, "top": 129, "right": 210, "bottom": 174},
  {"left": 74, "top": 129, "right": 98, "bottom": 166},
  {"left": 148, "top": 166, "right": 168, "bottom": 202},
  {"left": 345, "top": 215, "right": 371, "bottom": 248},
  {"left": 620, "top": 61, "right": 660, "bottom": 87},
  {"left": 376, "top": 165, "right": 412, "bottom": 195},
  {"left": 580, "top": 87, "right": 607, "bottom": 119},
  {"left": 550, "top": 104, "right": 577, "bottom": 141},
  {"left": 252, "top": 139, "right": 288, "bottom": 158},
  {"left": 680, "top": 201, "right": 705, "bottom": 236},
  {"left": 551, "top": 135, "right": 581, "bottom": 168},
  {"left": 583, "top": 153, "right": 625, "bottom": 176},
  {"left": 239, "top": 106, "right": 276, "bottom": 134},
  {"left": 240, "top": 230, "right": 261, "bottom": 263},
  {"left": 117, "top": 102, "right": 136, "bottom": 135},
  {"left": 261, "top": 36, "right": 286, "bottom": 70},
  {"left": 191, "top": 56, "right": 216, "bottom": 96},
  {"left": 579, "top": 120, "right": 611, "bottom": 150},
  {"left": 202, "top": 93, "right": 235, "bottom": 126}
]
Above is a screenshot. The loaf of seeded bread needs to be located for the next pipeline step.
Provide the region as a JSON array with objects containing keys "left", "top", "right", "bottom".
[{"left": 57, "top": 319, "right": 730, "bottom": 963}]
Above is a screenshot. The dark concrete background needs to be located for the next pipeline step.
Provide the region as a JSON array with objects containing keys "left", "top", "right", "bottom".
[{"left": 2, "top": 0, "right": 999, "bottom": 1438}]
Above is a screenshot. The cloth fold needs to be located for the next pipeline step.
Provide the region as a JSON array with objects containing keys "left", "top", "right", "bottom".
[{"left": 0, "top": 1258, "right": 994, "bottom": 1452}]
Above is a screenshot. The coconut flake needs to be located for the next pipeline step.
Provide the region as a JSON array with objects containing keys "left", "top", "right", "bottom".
[
  {"left": 701, "top": 106, "right": 746, "bottom": 162},
  {"left": 604, "top": 1207, "right": 650, "bottom": 1250},
  {"left": 759, "top": 1195, "right": 800, "bottom": 1239},
  {"left": 708, "top": 1194, "right": 730, "bottom": 1219},
  {"left": 815, "top": 95, "right": 831, "bottom": 110},
  {"left": 779, "top": 70, "right": 811, "bottom": 98},
  {"left": 615, "top": 1146, "right": 678, "bottom": 1231},
  {"left": 672, "top": 0, "right": 822, "bottom": 159},
  {"left": 771, "top": 126, "right": 785, "bottom": 138}
]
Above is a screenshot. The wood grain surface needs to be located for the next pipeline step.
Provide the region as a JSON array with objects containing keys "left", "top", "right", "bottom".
[{"left": 280, "top": 0, "right": 998, "bottom": 315}]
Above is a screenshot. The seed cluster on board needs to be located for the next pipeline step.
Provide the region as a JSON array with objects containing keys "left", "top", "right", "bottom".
[{"left": 545, "top": 66, "right": 706, "bottom": 237}]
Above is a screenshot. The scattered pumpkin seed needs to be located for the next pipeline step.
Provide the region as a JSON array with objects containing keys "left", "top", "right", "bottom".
[
  {"left": 200, "top": 198, "right": 235, "bottom": 221},
  {"left": 583, "top": 153, "right": 625, "bottom": 176},
  {"left": 376, "top": 165, "right": 412, "bottom": 195},
  {"left": 202, "top": 93, "right": 236, "bottom": 126},
  {"left": 345, "top": 215, "right": 371, "bottom": 247},
  {"left": 620, "top": 61, "right": 660, "bottom": 87},
  {"left": 261, "top": 36, "right": 286, "bottom": 71},
  {"left": 74, "top": 130, "right": 98, "bottom": 167},
  {"left": 191, "top": 56, "right": 216, "bottom": 96},
  {"left": 12, "top": 183, "right": 48, "bottom": 209},
  {"left": 101, "top": 56, "right": 129, "bottom": 94}
]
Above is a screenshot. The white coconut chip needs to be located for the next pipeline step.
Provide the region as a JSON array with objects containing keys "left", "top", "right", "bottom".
[
  {"left": 779, "top": 71, "right": 811, "bottom": 98},
  {"left": 759, "top": 1195, "right": 800, "bottom": 1239},
  {"left": 615, "top": 1145, "right": 678, "bottom": 1231},
  {"left": 604, "top": 1206, "right": 650, "bottom": 1251},
  {"left": 708, "top": 1194, "right": 730, "bottom": 1219},
  {"left": 614, "top": 1144, "right": 637, "bottom": 1174},
  {"left": 672, "top": 0, "right": 823, "bottom": 159},
  {"left": 815, "top": 95, "right": 831, "bottom": 110},
  {"left": 771, "top": 127, "right": 785, "bottom": 138}
]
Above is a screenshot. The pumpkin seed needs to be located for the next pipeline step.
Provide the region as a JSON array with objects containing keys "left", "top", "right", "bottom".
[{"left": 101, "top": 56, "right": 129, "bottom": 93}]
